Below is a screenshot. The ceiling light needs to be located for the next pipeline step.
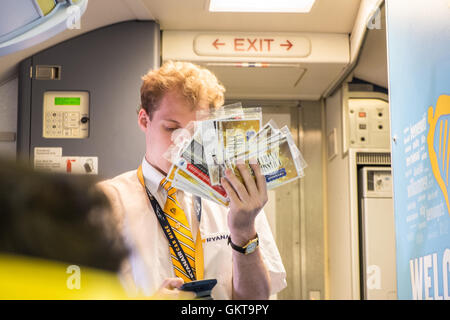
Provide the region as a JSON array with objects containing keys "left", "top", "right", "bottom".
[{"left": 208, "top": 0, "right": 316, "bottom": 13}]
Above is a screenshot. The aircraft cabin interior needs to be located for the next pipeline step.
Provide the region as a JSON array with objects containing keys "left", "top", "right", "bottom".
[{"left": 1, "top": 0, "right": 448, "bottom": 302}]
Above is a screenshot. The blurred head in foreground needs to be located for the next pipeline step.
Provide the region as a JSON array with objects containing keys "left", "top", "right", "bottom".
[{"left": 0, "top": 158, "right": 129, "bottom": 272}]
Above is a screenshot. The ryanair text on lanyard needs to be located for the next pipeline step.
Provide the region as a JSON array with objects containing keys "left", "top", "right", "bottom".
[{"left": 137, "top": 166, "right": 204, "bottom": 281}]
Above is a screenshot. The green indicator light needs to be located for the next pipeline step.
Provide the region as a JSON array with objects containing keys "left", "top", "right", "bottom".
[{"left": 55, "top": 97, "right": 81, "bottom": 105}]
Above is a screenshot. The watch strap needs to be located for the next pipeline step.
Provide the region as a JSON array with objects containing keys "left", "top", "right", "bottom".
[{"left": 227, "top": 233, "right": 259, "bottom": 254}]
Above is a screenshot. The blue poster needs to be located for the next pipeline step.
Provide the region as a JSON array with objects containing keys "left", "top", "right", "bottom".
[{"left": 386, "top": 0, "right": 450, "bottom": 299}]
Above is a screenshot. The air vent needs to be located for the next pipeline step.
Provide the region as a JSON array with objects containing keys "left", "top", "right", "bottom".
[{"left": 356, "top": 152, "right": 391, "bottom": 165}]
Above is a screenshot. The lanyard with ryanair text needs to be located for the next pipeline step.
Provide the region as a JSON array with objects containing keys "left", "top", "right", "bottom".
[{"left": 137, "top": 165, "right": 204, "bottom": 281}]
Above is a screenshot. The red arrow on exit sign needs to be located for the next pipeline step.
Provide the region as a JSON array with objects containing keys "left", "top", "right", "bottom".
[
  {"left": 280, "top": 40, "right": 293, "bottom": 51},
  {"left": 213, "top": 39, "right": 225, "bottom": 49}
]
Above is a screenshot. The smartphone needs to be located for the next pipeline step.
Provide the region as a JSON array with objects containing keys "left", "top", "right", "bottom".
[{"left": 179, "top": 279, "right": 217, "bottom": 299}]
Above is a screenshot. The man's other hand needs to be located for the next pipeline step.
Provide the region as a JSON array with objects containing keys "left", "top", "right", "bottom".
[{"left": 153, "top": 277, "right": 196, "bottom": 300}]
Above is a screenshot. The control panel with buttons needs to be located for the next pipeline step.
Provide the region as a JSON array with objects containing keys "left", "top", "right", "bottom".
[
  {"left": 348, "top": 98, "right": 390, "bottom": 149},
  {"left": 42, "top": 91, "right": 89, "bottom": 139}
]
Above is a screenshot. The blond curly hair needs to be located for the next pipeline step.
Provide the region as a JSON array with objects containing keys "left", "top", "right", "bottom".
[{"left": 140, "top": 60, "right": 225, "bottom": 119}]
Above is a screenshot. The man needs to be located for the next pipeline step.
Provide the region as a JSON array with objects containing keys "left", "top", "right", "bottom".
[{"left": 98, "top": 60, "right": 286, "bottom": 299}]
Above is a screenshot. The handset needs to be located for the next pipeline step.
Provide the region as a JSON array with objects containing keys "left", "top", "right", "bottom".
[{"left": 179, "top": 279, "right": 217, "bottom": 300}]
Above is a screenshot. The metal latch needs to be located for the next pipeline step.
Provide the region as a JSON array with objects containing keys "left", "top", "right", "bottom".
[{"left": 34, "top": 65, "right": 61, "bottom": 80}]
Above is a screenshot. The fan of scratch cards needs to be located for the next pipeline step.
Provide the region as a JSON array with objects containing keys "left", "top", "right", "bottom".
[{"left": 164, "top": 104, "right": 307, "bottom": 207}]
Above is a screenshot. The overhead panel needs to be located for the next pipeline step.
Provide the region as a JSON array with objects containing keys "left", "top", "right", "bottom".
[
  {"left": 162, "top": 31, "right": 349, "bottom": 100},
  {"left": 205, "top": 63, "right": 306, "bottom": 100}
]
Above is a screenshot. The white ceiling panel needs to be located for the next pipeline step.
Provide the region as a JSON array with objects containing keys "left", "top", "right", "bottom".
[{"left": 143, "top": 0, "right": 361, "bottom": 33}]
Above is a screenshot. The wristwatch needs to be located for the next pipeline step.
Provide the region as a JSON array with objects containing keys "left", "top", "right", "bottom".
[{"left": 228, "top": 233, "right": 259, "bottom": 255}]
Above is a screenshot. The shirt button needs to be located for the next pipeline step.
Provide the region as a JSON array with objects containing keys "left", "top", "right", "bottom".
[{"left": 175, "top": 222, "right": 181, "bottom": 229}]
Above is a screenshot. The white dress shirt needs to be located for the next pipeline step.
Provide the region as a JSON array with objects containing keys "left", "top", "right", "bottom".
[{"left": 98, "top": 157, "right": 287, "bottom": 299}]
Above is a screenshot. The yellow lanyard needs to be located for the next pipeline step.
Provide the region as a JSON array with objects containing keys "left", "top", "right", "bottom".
[{"left": 137, "top": 165, "right": 204, "bottom": 280}]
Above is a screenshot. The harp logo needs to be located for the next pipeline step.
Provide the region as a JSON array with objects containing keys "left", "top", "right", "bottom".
[{"left": 427, "top": 95, "right": 450, "bottom": 216}]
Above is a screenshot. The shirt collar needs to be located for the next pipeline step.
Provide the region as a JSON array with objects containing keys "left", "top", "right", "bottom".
[{"left": 141, "top": 157, "right": 165, "bottom": 195}]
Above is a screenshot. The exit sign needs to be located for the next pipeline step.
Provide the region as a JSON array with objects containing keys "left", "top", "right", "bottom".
[{"left": 194, "top": 33, "right": 311, "bottom": 58}]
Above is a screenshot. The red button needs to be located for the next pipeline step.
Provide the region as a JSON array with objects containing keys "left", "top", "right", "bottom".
[{"left": 359, "top": 112, "right": 366, "bottom": 118}]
